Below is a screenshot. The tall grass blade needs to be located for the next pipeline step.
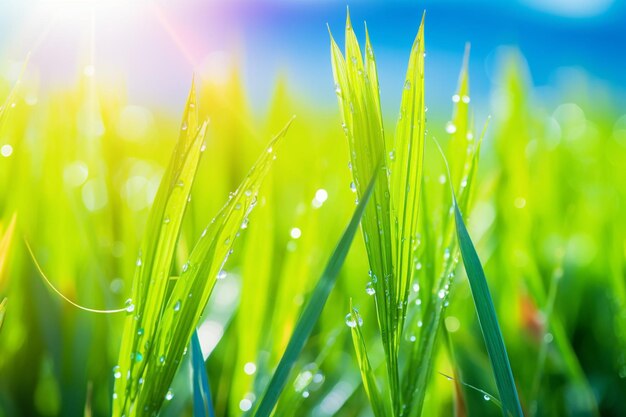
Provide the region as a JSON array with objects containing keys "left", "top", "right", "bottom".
[
  {"left": 114, "top": 73, "right": 292, "bottom": 415},
  {"left": 402, "top": 47, "right": 481, "bottom": 417},
  {"left": 253, "top": 163, "right": 379, "bottom": 417},
  {"left": 114, "top": 79, "right": 207, "bottom": 416},
  {"left": 191, "top": 331, "right": 215, "bottom": 417},
  {"left": 134, "top": 118, "right": 292, "bottom": 414},
  {"left": 0, "top": 297, "right": 6, "bottom": 332},
  {"left": 348, "top": 300, "right": 391, "bottom": 417},
  {"left": 0, "top": 213, "right": 17, "bottom": 292},
  {"left": 453, "top": 201, "right": 524, "bottom": 417},
  {"left": 330, "top": 12, "right": 427, "bottom": 414}
]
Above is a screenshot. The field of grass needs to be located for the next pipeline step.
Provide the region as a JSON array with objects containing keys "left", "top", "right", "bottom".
[{"left": 0, "top": 8, "right": 625, "bottom": 417}]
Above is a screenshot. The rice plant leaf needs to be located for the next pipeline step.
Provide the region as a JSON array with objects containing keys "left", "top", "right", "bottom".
[
  {"left": 453, "top": 201, "right": 524, "bottom": 417},
  {"left": 0, "top": 213, "right": 17, "bottom": 292},
  {"left": 136, "top": 118, "right": 293, "bottom": 413},
  {"left": 330, "top": 12, "right": 399, "bottom": 410},
  {"left": 402, "top": 51, "right": 483, "bottom": 417},
  {"left": 348, "top": 301, "right": 390, "bottom": 417},
  {"left": 0, "top": 297, "right": 7, "bottom": 332},
  {"left": 253, "top": 162, "right": 379, "bottom": 417},
  {"left": 113, "top": 79, "right": 207, "bottom": 416},
  {"left": 191, "top": 331, "right": 215, "bottom": 417},
  {"left": 389, "top": 11, "right": 426, "bottom": 355}
]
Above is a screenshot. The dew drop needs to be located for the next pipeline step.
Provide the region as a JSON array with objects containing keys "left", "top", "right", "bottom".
[
  {"left": 461, "top": 95, "right": 471, "bottom": 104},
  {"left": 239, "top": 399, "right": 253, "bottom": 412},
  {"left": 445, "top": 122, "right": 457, "bottom": 134},
  {"left": 113, "top": 366, "right": 122, "bottom": 379},
  {"left": 182, "top": 262, "right": 189, "bottom": 273},
  {"left": 217, "top": 270, "right": 227, "bottom": 280},
  {"left": 452, "top": 94, "right": 460, "bottom": 103},
  {"left": 314, "top": 188, "right": 328, "bottom": 204},
  {"left": 345, "top": 310, "right": 363, "bottom": 328},
  {"left": 163, "top": 216, "right": 170, "bottom": 224},
  {"left": 404, "top": 80, "right": 411, "bottom": 90},
  {"left": 365, "top": 282, "right": 376, "bottom": 296},
  {"left": 484, "top": 395, "right": 490, "bottom": 401},
  {"left": 173, "top": 300, "right": 181, "bottom": 312},
  {"left": 350, "top": 181, "right": 357, "bottom": 193},
  {"left": 243, "top": 362, "right": 257, "bottom": 375},
  {"left": 1, "top": 144, "right": 13, "bottom": 158},
  {"left": 165, "top": 389, "right": 174, "bottom": 401},
  {"left": 290, "top": 227, "right": 302, "bottom": 239},
  {"left": 125, "top": 299, "right": 135, "bottom": 313},
  {"left": 438, "top": 289, "right": 446, "bottom": 299},
  {"left": 241, "top": 218, "right": 249, "bottom": 229}
]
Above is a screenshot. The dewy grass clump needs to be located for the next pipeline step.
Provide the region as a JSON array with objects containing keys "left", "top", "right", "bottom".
[
  {"left": 112, "top": 79, "right": 292, "bottom": 416},
  {"left": 330, "top": 11, "right": 519, "bottom": 417}
]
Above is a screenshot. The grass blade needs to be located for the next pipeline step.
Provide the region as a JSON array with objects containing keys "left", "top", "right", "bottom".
[
  {"left": 191, "top": 331, "right": 215, "bottom": 417},
  {"left": 136, "top": 118, "right": 293, "bottom": 413},
  {"left": 402, "top": 47, "right": 482, "bottom": 417},
  {"left": 348, "top": 300, "right": 391, "bottom": 417},
  {"left": 0, "top": 213, "right": 17, "bottom": 293},
  {"left": 453, "top": 201, "right": 524, "bottom": 417},
  {"left": 0, "top": 297, "right": 6, "bottom": 332},
  {"left": 113, "top": 79, "right": 207, "bottom": 416},
  {"left": 253, "top": 162, "right": 379, "bottom": 417}
]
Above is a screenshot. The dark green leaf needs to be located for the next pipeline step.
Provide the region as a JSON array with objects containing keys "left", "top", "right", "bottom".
[{"left": 253, "top": 162, "right": 380, "bottom": 417}]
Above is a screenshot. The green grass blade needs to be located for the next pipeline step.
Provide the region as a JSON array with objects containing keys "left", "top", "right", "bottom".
[
  {"left": 389, "top": 11, "right": 426, "bottom": 365},
  {"left": 402, "top": 48, "right": 481, "bottom": 417},
  {"left": 0, "top": 297, "right": 6, "bottom": 333},
  {"left": 330, "top": 12, "right": 400, "bottom": 411},
  {"left": 114, "top": 79, "right": 207, "bottom": 416},
  {"left": 453, "top": 201, "right": 524, "bottom": 417},
  {"left": 191, "top": 331, "right": 215, "bottom": 417},
  {"left": 137, "top": 118, "right": 293, "bottom": 413},
  {"left": 253, "top": 163, "right": 379, "bottom": 417},
  {"left": 348, "top": 301, "right": 390, "bottom": 417}
]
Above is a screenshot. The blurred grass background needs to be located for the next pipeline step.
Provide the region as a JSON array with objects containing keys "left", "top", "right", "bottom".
[{"left": 0, "top": 1, "right": 625, "bottom": 416}]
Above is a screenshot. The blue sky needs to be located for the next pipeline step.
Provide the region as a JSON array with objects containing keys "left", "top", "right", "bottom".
[{"left": 0, "top": 0, "right": 624, "bottom": 119}]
